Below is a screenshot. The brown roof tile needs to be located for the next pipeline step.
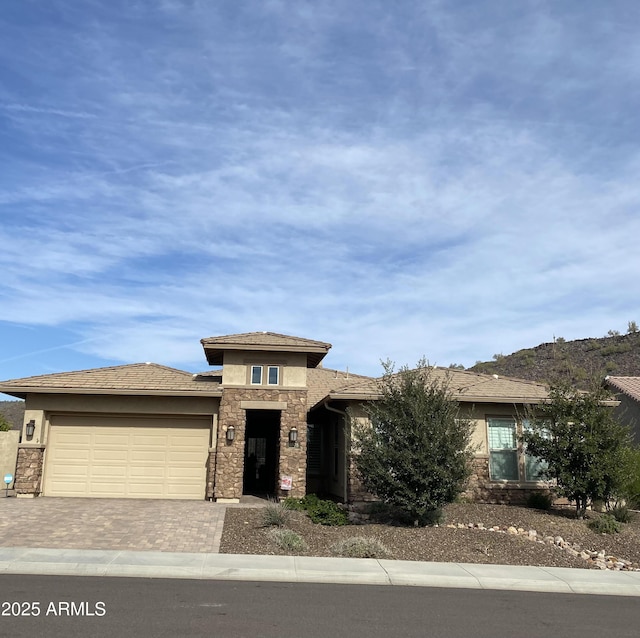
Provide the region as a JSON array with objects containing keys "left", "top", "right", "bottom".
[
  {"left": 0, "top": 363, "right": 222, "bottom": 398},
  {"left": 201, "top": 331, "right": 331, "bottom": 367},
  {"left": 606, "top": 376, "right": 640, "bottom": 402},
  {"left": 326, "top": 367, "right": 549, "bottom": 404},
  {"left": 306, "top": 368, "right": 375, "bottom": 409}
]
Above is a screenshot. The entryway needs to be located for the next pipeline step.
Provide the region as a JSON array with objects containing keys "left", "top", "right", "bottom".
[{"left": 243, "top": 410, "right": 280, "bottom": 497}]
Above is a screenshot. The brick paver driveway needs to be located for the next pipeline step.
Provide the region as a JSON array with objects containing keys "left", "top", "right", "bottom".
[{"left": 0, "top": 498, "right": 229, "bottom": 553}]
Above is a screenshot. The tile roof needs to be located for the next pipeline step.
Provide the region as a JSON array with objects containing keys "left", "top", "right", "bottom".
[
  {"left": 306, "top": 367, "right": 375, "bottom": 409},
  {"left": 0, "top": 363, "right": 222, "bottom": 398},
  {"left": 324, "top": 367, "right": 550, "bottom": 404},
  {"left": 606, "top": 376, "right": 640, "bottom": 402},
  {"left": 201, "top": 331, "right": 331, "bottom": 367}
]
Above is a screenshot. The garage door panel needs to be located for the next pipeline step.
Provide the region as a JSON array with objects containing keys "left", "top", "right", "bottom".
[{"left": 44, "top": 418, "right": 210, "bottom": 499}]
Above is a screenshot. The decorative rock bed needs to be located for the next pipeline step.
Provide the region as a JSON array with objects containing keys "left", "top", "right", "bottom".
[{"left": 443, "top": 522, "right": 638, "bottom": 571}]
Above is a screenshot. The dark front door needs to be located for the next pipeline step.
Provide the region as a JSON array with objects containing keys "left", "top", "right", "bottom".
[{"left": 243, "top": 410, "right": 280, "bottom": 496}]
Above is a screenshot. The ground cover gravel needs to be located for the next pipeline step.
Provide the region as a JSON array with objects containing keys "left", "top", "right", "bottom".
[{"left": 220, "top": 503, "right": 640, "bottom": 569}]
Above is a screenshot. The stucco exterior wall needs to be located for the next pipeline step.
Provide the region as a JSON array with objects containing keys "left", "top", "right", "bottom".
[
  {"left": 221, "top": 351, "right": 307, "bottom": 387},
  {"left": 0, "top": 430, "right": 19, "bottom": 488}
]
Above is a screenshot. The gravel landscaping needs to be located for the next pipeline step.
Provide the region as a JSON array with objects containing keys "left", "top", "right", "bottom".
[{"left": 220, "top": 503, "right": 640, "bottom": 570}]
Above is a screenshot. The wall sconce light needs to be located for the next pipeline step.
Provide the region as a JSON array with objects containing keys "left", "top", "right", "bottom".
[
  {"left": 226, "top": 425, "right": 235, "bottom": 443},
  {"left": 288, "top": 427, "right": 298, "bottom": 445},
  {"left": 25, "top": 420, "right": 36, "bottom": 438}
]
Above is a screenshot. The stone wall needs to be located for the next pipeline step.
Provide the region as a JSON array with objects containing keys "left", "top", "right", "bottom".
[
  {"left": 14, "top": 445, "right": 45, "bottom": 495},
  {"left": 464, "top": 456, "right": 552, "bottom": 505},
  {"left": 213, "top": 388, "right": 307, "bottom": 500}
]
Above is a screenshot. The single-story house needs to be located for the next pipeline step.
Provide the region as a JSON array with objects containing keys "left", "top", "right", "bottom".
[
  {"left": 604, "top": 376, "right": 640, "bottom": 444},
  {"left": 0, "top": 331, "right": 552, "bottom": 503}
]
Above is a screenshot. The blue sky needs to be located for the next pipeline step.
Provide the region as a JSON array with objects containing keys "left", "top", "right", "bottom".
[{"left": 1, "top": 1, "right": 639, "bottom": 394}]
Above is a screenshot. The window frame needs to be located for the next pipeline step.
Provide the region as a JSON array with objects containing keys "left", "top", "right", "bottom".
[
  {"left": 250, "top": 365, "right": 263, "bottom": 385},
  {"left": 486, "top": 415, "right": 550, "bottom": 483},
  {"left": 487, "top": 416, "right": 519, "bottom": 481},
  {"left": 267, "top": 365, "right": 280, "bottom": 386}
]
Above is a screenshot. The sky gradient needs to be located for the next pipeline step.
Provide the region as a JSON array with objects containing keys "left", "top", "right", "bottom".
[{"left": 1, "top": 1, "right": 639, "bottom": 394}]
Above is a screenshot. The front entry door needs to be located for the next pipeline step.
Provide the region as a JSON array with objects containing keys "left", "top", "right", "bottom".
[{"left": 243, "top": 410, "right": 280, "bottom": 496}]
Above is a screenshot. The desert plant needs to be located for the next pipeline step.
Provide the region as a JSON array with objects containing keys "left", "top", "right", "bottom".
[
  {"left": 285, "top": 494, "right": 349, "bottom": 526},
  {"left": 330, "top": 536, "right": 390, "bottom": 559},
  {"left": 526, "top": 491, "right": 553, "bottom": 511},
  {"left": 588, "top": 514, "right": 620, "bottom": 534},
  {"left": 627, "top": 321, "right": 638, "bottom": 334},
  {"left": 522, "top": 384, "right": 633, "bottom": 518},
  {"left": 267, "top": 528, "right": 308, "bottom": 553},
  {"left": 305, "top": 499, "right": 348, "bottom": 526},
  {"left": 610, "top": 504, "right": 633, "bottom": 523},
  {"left": 353, "top": 360, "right": 474, "bottom": 527},
  {"left": 261, "top": 501, "right": 291, "bottom": 527}
]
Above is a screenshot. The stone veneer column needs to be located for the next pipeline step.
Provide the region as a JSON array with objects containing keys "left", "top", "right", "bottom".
[
  {"left": 213, "top": 388, "right": 307, "bottom": 500},
  {"left": 14, "top": 445, "right": 45, "bottom": 496}
]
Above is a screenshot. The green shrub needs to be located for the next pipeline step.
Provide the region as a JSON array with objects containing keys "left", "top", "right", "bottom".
[
  {"left": 610, "top": 504, "right": 633, "bottom": 523},
  {"left": 330, "top": 536, "right": 390, "bottom": 559},
  {"left": 588, "top": 514, "right": 620, "bottom": 534},
  {"left": 526, "top": 491, "right": 553, "bottom": 511},
  {"left": 261, "top": 501, "right": 291, "bottom": 527},
  {"left": 0, "top": 415, "right": 11, "bottom": 432},
  {"left": 287, "top": 494, "right": 349, "bottom": 526},
  {"left": 282, "top": 497, "right": 306, "bottom": 511},
  {"left": 306, "top": 499, "right": 349, "bottom": 526},
  {"left": 267, "top": 528, "right": 307, "bottom": 553}
]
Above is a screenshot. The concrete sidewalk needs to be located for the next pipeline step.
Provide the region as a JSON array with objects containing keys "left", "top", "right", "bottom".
[{"left": 1, "top": 547, "right": 640, "bottom": 597}]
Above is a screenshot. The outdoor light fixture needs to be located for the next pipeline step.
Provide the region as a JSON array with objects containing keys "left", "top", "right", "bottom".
[
  {"left": 288, "top": 427, "right": 298, "bottom": 445},
  {"left": 25, "top": 420, "right": 35, "bottom": 438},
  {"left": 226, "top": 425, "right": 235, "bottom": 443}
]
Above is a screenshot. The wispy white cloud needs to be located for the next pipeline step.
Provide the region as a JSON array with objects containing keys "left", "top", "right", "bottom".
[{"left": 0, "top": 0, "right": 639, "bottom": 381}]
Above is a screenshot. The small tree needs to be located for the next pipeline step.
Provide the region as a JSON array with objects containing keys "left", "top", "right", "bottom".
[
  {"left": 522, "top": 384, "right": 632, "bottom": 518},
  {"left": 353, "top": 360, "right": 475, "bottom": 526}
]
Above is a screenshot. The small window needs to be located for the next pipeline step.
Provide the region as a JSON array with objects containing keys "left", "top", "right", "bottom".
[
  {"left": 488, "top": 417, "right": 519, "bottom": 481},
  {"left": 267, "top": 366, "right": 279, "bottom": 385},
  {"left": 251, "top": 365, "right": 262, "bottom": 385}
]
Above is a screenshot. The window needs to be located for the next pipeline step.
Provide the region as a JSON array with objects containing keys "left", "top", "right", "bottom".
[
  {"left": 488, "top": 417, "right": 518, "bottom": 481},
  {"left": 523, "top": 419, "right": 549, "bottom": 481},
  {"left": 267, "top": 366, "right": 279, "bottom": 385},
  {"left": 249, "top": 365, "right": 280, "bottom": 386},
  {"left": 250, "top": 365, "right": 262, "bottom": 385}
]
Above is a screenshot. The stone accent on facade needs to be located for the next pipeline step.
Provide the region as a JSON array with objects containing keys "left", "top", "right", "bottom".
[
  {"left": 346, "top": 454, "right": 375, "bottom": 503},
  {"left": 14, "top": 445, "right": 45, "bottom": 495},
  {"left": 206, "top": 448, "right": 217, "bottom": 500},
  {"left": 465, "top": 455, "right": 552, "bottom": 505},
  {"left": 213, "top": 388, "right": 308, "bottom": 500}
]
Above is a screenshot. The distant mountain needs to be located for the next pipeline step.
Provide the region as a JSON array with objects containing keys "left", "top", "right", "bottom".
[
  {"left": 469, "top": 332, "right": 640, "bottom": 389},
  {"left": 0, "top": 400, "right": 24, "bottom": 430}
]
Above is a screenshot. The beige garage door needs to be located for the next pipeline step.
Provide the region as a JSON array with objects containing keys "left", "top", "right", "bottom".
[{"left": 44, "top": 415, "right": 211, "bottom": 499}]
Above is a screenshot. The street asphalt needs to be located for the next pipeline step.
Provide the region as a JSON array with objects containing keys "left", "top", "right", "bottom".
[{"left": 1, "top": 547, "right": 640, "bottom": 597}]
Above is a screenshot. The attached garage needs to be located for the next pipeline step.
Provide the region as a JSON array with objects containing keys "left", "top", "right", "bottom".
[{"left": 43, "top": 415, "right": 211, "bottom": 499}]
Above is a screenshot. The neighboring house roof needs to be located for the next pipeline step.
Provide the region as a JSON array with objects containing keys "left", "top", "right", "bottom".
[
  {"left": 0, "top": 363, "right": 223, "bottom": 399},
  {"left": 605, "top": 376, "right": 640, "bottom": 402},
  {"left": 201, "top": 331, "right": 331, "bottom": 367},
  {"left": 328, "top": 367, "right": 550, "bottom": 404}
]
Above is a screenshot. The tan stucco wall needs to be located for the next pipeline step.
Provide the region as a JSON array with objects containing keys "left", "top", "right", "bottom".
[
  {"left": 0, "top": 430, "right": 19, "bottom": 487},
  {"left": 221, "top": 351, "right": 307, "bottom": 387},
  {"left": 462, "top": 403, "right": 525, "bottom": 455}
]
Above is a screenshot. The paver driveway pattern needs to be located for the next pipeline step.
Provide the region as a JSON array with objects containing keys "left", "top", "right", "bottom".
[{"left": 0, "top": 498, "right": 231, "bottom": 553}]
